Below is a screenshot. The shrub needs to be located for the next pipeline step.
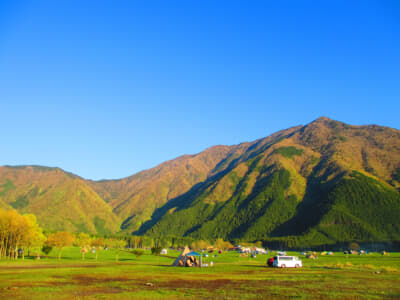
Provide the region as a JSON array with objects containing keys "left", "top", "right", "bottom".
[
  {"left": 42, "top": 245, "right": 52, "bottom": 255},
  {"left": 132, "top": 249, "right": 145, "bottom": 259},
  {"left": 151, "top": 246, "right": 163, "bottom": 256}
]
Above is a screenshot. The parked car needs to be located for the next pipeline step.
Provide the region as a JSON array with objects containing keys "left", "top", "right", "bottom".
[
  {"left": 267, "top": 257, "right": 274, "bottom": 267},
  {"left": 273, "top": 256, "right": 302, "bottom": 268}
]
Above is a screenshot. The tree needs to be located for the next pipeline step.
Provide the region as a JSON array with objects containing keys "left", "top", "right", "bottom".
[
  {"left": 91, "top": 237, "right": 104, "bottom": 261},
  {"left": 255, "top": 241, "right": 263, "bottom": 248},
  {"left": 0, "top": 209, "right": 44, "bottom": 260},
  {"left": 0, "top": 210, "right": 29, "bottom": 259},
  {"left": 191, "top": 240, "right": 209, "bottom": 251},
  {"left": 151, "top": 246, "right": 163, "bottom": 262},
  {"left": 20, "top": 214, "right": 46, "bottom": 259},
  {"left": 131, "top": 236, "right": 142, "bottom": 248},
  {"left": 223, "top": 240, "right": 234, "bottom": 251},
  {"left": 213, "top": 238, "right": 230, "bottom": 251},
  {"left": 106, "top": 238, "right": 126, "bottom": 262},
  {"left": 46, "top": 231, "right": 75, "bottom": 260},
  {"left": 132, "top": 249, "right": 144, "bottom": 260},
  {"left": 75, "top": 233, "right": 91, "bottom": 260},
  {"left": 41, "top": 245, "right": 52, "bottom": 255}
]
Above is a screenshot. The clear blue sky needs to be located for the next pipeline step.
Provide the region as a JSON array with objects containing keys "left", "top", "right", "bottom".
[{"left": 1, "top": 1, "right": 399, "bottom": 180}]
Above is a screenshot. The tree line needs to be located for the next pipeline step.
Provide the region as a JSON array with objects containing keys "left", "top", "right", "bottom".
[
  {"left": 0, "top": 209, "right": 45, "bottom": 259},
  {"left": 8, "top": 207, "right": 379, "bottom": 261},
  {"left": 0, "top": 209, "right": 129, "bottom": 260},
  {"left": 124, "top": 235, "right": 235, "bottom": 251},
  {"left": 1, "top": 208, "right": 244, "bottom": 262}
]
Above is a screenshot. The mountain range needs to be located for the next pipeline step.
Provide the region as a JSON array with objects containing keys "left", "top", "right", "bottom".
[{"left": 1, "top": 117, "right": 399, "bottom": 245}]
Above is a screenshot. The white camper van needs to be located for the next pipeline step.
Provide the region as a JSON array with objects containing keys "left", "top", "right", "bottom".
[{"left": 273, "top": 256, "right": 302, "bottom": 268}]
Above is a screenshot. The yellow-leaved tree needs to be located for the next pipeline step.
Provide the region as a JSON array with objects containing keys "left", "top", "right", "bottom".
[
  {"left": 214, "top": 238, "right": 233, "bottom": 251},
  {"left": 105, "top": 238, "right": 126, "bottom": 262},
  {"left": 75, "top": 232, "right": 92, "bottom": 260},
  {"left": 0, "top": 209, "right": 45, "bottom": 260},
  {"left": 191, "top": 240, "right": 210, "bottom": 251},
  {"left": 20, "top": 214, "right": 46, "bottom": 259},
  {"left": 46, "top": 231, "right": 75, "bottom": 260},
  {"left": 91, "top": 237, "right": 105, "bottom": 261}
]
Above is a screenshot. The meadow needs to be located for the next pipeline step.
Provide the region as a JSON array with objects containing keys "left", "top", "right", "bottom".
[{"left": 0, "top": 248, "right": 399, "bottom": 299}]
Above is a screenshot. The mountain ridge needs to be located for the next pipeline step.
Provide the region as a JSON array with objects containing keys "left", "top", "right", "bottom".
[
  {"left": 1, "top": 117, "right": 399, "bottom": 246},
  {"left": 135, "top": 117, "right": 400, "bottom": 245}
]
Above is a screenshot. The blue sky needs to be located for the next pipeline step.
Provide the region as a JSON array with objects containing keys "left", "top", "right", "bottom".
[{"left": 1, "top": 1, "right": 399, "bottom": 180}]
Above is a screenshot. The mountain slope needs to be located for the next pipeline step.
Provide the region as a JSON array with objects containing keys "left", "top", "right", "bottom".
[
  {"left": 1, "top": 117, "right": 399, "bottom": 245},
  {"left": 88, "top": 125, "right": 301, "bottom": 232},
  {"left": 139, "top": 117, "right": 400, "bottom": 245},
  {"left": 0, "top": 166, "right": 120, "bottom": 234},
  {"left": 88, "top": 145, "right": 245, "bottom": 232}
]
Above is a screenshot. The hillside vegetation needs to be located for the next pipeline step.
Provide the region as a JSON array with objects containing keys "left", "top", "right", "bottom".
[
  {"left": 0, "top": 166, "right": 119, "bottom": 234},
  {"left": 1, "top": 117, "right": 399, "bottom": 246},
  {"left": 138, "top": 117, "right": 400, "bottom": 246}
]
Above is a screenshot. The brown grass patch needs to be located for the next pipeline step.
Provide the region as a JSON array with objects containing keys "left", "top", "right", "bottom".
[
  {"left": 71, "top": 274, "right": 132, "bottom": 284},
  {"left": 69, "top": 286, "right": 126, "bottom": 297},
  {"left": 158, "top": 278, "right": 233, "bottom": 291},
  {"left": 156, "top": 277, "right": 312, "bottom": 293}
]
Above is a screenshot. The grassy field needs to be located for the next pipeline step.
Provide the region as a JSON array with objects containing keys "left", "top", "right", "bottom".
[{"left": 0, "top": 248, "right": 399, "bottom": 299}]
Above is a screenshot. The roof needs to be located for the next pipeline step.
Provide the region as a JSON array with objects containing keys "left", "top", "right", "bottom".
[{"left": 185, "top": 251, "right": 201, "bottom": 256}]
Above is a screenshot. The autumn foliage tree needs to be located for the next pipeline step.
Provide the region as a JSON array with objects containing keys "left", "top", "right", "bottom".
[
  {"left": 214, "top": 238, "right": 233, "bottom": 251},
  {"left": 191, "top": 240, "right": 210, "bottom": 251},
  {"left": 91, "top": 237, "right": 105, "bottom": 261},
  {"left": 20, "top": 214, "right": 46, "bottom": 259},
  {"left": 46, "top": 231, "right": 75, "bottom": 260},
  {"left": 105, "top": 238, "right": 126, "bottom": 262},
  {"left": 0, "top": 209, "right": 45, "bottom": 260},
  {"left": 75, "top": 233, "right": 91, "bottom": 260}
]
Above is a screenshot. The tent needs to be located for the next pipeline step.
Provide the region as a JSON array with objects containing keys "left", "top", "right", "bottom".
[
  {"left": 172, "top": 247, "right": 202, "bottom": 267},
  {"left": 182, "top": 251, "right": 202, "bottom": 267},
  {"left": 172, "top": 246, "right": 191, "bottom": 266},
  {"left": 185, "top": 251, "right": 202, "bottom": 267}
]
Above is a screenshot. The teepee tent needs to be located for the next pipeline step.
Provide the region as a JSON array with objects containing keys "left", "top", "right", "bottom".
[
  {"left": 172, "top": 246, "right": 191, "bottom": 266},
  {"left": 185, "top": 251, "right": 202, "bottom": 267}
]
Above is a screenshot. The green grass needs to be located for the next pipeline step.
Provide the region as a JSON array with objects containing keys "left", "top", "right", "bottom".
[{"left": 1, "top": 248, "right": 399, "bottom": 299}]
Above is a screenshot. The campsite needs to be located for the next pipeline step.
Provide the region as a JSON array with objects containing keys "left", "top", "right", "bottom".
[{"left": 1, "top": 247, "right": 399, "bottom": 299}]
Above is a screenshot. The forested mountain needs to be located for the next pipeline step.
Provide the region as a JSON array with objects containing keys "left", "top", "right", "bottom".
[
  {"left": 137, "top": 117, "right": 400, "bottom": 246},
  {"left": 88, "top": 125, "right": 299, "bottom": 232},
  {"left": 0, "top": 166, "right": 120, "bottom": 234},
  {"left": 87, "top": 144, "right": 246, "bottom": 232},
  {"left": 1, "top": 117, "right": 399, "bottom": 246}
]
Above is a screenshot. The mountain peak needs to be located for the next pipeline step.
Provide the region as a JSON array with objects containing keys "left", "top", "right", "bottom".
[
  {"left": 314, "top": 116, "right": 333, "bottom": 122},
  {"left": 305, "top": 116, "right": 345, "bottom": 130}
]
